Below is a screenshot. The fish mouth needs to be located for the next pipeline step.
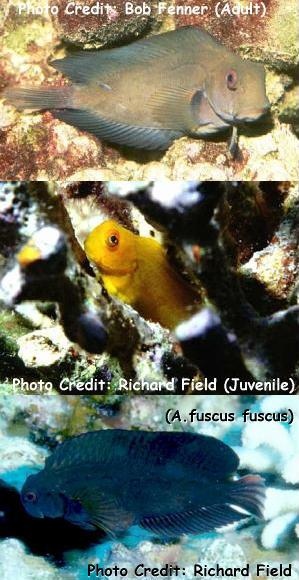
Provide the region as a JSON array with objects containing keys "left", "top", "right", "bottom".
[
  {"left": 93, "top": 260, "right": 137, "bottom": 276},
  {"left": 236, "top": 106, "right": 270, "bottom": 123},
  {"left": 24, "top": 507, "right": 45, "bottom": 518},
  {"left": 207, "top": 96, "right": 270, "bottom": 125},
  {"left": 222, "top": 104, "right": 270, "bottom": 125}
]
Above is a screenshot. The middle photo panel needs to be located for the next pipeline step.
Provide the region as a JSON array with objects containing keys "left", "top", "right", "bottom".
[{"left": 1, "top": 180, "right": 298, "bottom": 393}]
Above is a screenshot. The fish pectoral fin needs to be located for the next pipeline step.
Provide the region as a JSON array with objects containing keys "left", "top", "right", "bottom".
[
  {"left": 74, "top": 488, "right": 133, "bottom": 536},
  {"left": 148, "top": 86, "right": 202, "bottom": 131},
  {"left": 88, "top": 506, "right": 134, "bottom": 537},
  {"left": 148, "top": 86, "right": 227, "bottom": 135},
  {"left": 53, "top": 109, "right": 180, "bottom": 150},
  {"left": 140, "top": 503, "right": 248, "bottom": 537}
]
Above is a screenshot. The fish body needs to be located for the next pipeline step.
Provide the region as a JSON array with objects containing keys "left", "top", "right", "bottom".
[
  {"left": 84, "top": 219, "right": 200, "bottom": 329},
  {"left": 4, "top": 27, "right": 269, "bottom": 150},
  {"left": 21, "top": 429, "right": 265, "bottom": 536}
]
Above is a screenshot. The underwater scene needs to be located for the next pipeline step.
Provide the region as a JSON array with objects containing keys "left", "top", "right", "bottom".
[
  {"left": 0, "top": 180, "right": 298, "bottom": 388},
  {"left": 0, "top": 2, "right": 298, "bottom": 579},
  {"left": 0, "top": 180, "right": 299, "bottom": 578},
  {"left": 0, "top": 394, "right": 298, "bottom": 579},
  {"left": 0, "top": 0, "right": 298, "bottom": 180}
]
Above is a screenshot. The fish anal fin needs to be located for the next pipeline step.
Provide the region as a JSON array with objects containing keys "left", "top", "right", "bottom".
[
  {"left": 140, "top": 504, "right": 248, "bottom": 537},
  {"left": 53, "top": 109, "right": 180, "bottom": 150}
]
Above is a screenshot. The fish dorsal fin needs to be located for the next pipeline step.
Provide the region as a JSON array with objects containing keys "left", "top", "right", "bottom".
[
  {"left": 45, "top": 430, "right": 239, "bottom": 479},
  {"left": 65, "top": 486, "right": 133, "bottom": 536},
  {"left": 51, "top": 27, "right": 216, "bottom": 84},
  {"left": 53, "top": 109, "right": 181, "bottom": 149},
  {"left": 140, "top": 503, "right": 247, "bottom": 537}
]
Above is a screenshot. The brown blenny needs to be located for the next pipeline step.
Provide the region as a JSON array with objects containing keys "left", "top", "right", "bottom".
[{"left": 4, "top": 27, "right": 270, "bottom": 150}]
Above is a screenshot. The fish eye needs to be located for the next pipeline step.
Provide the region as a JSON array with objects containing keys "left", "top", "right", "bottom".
[
  {"left": 24, "top": 491, "right": 37, "bottom": 503},
  {"left": 226, "top": 69, "right": 238, "bottom": 90},
  {"left": 106, "top": 232, "right": 119, "bottom": 249}
]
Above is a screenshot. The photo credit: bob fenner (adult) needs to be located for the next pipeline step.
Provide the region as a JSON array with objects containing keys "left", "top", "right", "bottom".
[{"left": 16, "top": 1, "right": 267, "bottom": 17}]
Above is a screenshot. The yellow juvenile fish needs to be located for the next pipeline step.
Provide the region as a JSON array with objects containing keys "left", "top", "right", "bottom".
[{"left": 84, "top": 220, "right": 200, "bottom": 330}]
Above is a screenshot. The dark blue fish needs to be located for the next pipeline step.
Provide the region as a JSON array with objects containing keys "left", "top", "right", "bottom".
[{"left": 21, "top": 430, "right": 265, "bottom": 536}]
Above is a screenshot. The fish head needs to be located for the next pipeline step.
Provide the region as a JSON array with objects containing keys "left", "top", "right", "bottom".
[
  {"left": 84, "top": 220, "right": 138, "bottom": 276},
  {"left": 21, "top": 473, "right": 65, "bottom": 519},
  {"left": 205, "top": 57, "right": 270, "bottom": 125}
]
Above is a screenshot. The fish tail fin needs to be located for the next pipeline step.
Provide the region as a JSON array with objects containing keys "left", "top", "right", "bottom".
[
  {"left": 3, "top": 86, "right": 73, "bottom": 110},
  {"left": 225, "top": 474, "right": 265, "bottom": 518}
]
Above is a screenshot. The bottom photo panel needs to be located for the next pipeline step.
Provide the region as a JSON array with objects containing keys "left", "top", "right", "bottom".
[{"left": 0, "top": 394, "right": 298, "bottom": 580}]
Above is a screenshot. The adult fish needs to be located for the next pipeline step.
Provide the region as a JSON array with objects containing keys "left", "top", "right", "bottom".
[
  {"left": 4, "top": 27, "right": 270, "bottom": 150},
  {"left": 84, "top": 219, "right": 200, "bottom": 330},
  {"left": 21, "top": 429, "right": 265, "bottom": 536}
]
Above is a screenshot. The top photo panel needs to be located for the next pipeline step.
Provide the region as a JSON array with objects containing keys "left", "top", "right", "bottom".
[{"left": 0, "top": 0, "right": 298, "bottom": 181}]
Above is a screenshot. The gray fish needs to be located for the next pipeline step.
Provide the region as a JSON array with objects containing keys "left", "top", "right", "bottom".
[
  {"left": 4, "top": 27, "right": 270, "bottom": 150},
  {"left": 21, "top": 430, "right": 265, "bottom": 536}
]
